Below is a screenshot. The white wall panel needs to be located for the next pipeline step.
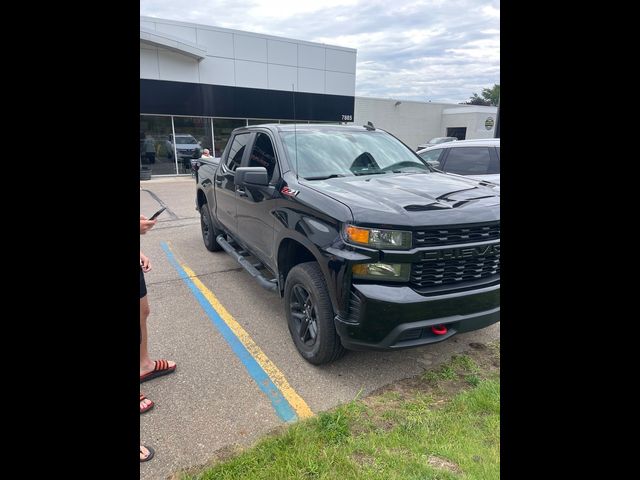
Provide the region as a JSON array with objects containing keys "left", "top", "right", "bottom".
[
  {"left": 235, "top": 60, "right": 268, "bottom": 89},
  {"left": 199, "top": 57, "right": 235, "bottom": 86},
  {"left": 268, "top": 64, "right": 297, "bottom": 91},
  {"left": 234, "top": 34, "right": 267, "bottom": 62},
  {"left": 141, "top": 17, "right": 356, "bottom": 99},
  {"left": 268, "top": 40, "right": 297, "bottom": 66},
  {"left": 158, "top": 49, "right": 199, "bottom": 83},
  {"left": 299, "top": 45, "right": 325, "bottom": 70},
  {"left": 298, "top": 68, "right": 325, "bottom": 94},
  {"left": 197, "top": 29, "right": 234, "bottom": 58},
  {"left": 140, "top": 48, "right": 159, "bottom": 79}
]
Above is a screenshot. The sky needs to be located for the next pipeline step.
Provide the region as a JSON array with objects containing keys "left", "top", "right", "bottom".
[{"left": 140, "top": 0, "right": 499, "bottom": 104}]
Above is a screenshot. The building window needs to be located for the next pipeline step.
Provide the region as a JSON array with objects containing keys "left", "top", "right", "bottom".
[
  {"left": 446, "top": 127, "right": 467, "bottom": 140},
  {"left": 140, "top": 115, "right": 175, "bottom": 175},
  {"left": 213, "top": 119, "right": 246, "bottom": 158},
  {"left": 173, "top": 116, "right": 213, "bottom": 174}
]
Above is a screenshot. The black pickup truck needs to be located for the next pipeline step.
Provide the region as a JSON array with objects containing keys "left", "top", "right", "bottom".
[{"left": 193, "top": 124, "right": 500, "bottom": 364}]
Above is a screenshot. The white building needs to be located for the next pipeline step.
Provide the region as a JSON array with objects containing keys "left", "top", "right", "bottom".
[
  {"left": 354, "top": 99, "right": 497, "bottom": 151},
  {"left": 140, "top": 16, "right": 496, "bottom": 175}
]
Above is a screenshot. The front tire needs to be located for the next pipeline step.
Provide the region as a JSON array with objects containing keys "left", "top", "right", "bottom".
[
  {"left": 284, "top": 262, "right": 346, "bottom": 365},
  {"left": 200, "top": 203, "right": 223, "bottom": 252}
]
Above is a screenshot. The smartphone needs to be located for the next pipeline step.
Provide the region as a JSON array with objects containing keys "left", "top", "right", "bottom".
[{"left": 149, "top": 206, "right": 167, "bottom": 221}]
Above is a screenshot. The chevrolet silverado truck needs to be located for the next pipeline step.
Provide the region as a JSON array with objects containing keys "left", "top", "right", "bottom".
[{"left": 193, "top": 124, "right": 500, "bottom": 365}]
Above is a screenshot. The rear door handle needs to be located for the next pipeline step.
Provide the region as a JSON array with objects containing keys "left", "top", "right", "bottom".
[{"left": 215, "top": 178, "right": 223, "bottom": 185}]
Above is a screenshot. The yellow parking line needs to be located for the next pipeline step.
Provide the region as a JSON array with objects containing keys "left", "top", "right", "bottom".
[{"left": 167, "top": 242, "right": 314, "bottom": 419}]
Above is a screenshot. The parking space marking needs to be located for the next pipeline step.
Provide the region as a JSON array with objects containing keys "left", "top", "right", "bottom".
[{"left": 161, "top": 242, "right": 314, "bottom": 422}]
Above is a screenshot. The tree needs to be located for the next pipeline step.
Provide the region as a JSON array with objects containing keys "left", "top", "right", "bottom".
[{"left": 461, "top": 84, "right": 500, "bottom": 106}]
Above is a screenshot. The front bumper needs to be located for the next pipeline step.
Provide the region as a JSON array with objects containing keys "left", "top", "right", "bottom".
[{"left": 335, "top": 282, "right": 500, "bottom": 350}]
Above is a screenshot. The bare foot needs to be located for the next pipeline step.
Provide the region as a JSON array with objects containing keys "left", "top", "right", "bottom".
[
  {"left": 140, "top": 358, "right": 176, "bottom": 377},
  {"left": 140, "top": 445, "right": 155, "bottom": 462},
  {"left": 140, "top": 393, "right": 154, "bottom": 414},
  {"left": 140, "top": 359, "right": 177, "bottom": 383}
]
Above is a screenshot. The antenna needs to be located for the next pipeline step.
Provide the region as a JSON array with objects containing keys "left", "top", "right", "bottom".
[{"left": 292, "top": 83, "right": 298, "bottom": 180}]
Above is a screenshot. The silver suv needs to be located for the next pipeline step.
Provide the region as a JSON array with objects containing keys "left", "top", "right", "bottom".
[
  {"left": 417, "top": 138, "right": 500, "bottom": 185},
  {"left": 166, "top": 134, "right": 201, "bottom": 161}
]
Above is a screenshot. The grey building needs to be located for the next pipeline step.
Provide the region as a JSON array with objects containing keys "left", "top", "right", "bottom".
[{"left": 140, "top": 16, "right": 356, "bottom": 175}]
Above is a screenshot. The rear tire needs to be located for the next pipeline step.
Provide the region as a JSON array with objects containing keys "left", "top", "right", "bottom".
[
  {"left": 284, "top": 262, "right": 346, "bottom": 365},
  {"left": 200, "top": 203, "right": 223, "bottom": 252}
]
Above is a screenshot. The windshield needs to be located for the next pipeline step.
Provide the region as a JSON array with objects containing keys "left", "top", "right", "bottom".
[
  {"left": 280, "top": 130, "right": 430, "bottom": 179},
  {"left": 176, "top": 136, "right": 197, "bottom": 144}
]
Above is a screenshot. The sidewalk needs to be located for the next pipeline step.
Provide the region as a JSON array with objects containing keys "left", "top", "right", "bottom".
[{"left": 140, "top": 176, "right": 195, "bottom": 188}]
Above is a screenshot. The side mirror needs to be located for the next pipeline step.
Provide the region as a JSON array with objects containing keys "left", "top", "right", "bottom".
[{"left": 236, "top": 167, "right": 268, "bottom": 187}]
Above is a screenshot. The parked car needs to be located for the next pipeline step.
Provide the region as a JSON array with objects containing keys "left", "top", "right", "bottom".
[
  {"left": 166, "top": 134, "right": 202, "bottom": 160},
  {"left": 417, "top": 138, "right": 500, "bottom": 185},
  {"left": 416, "top": 136, "right": 458, "bottom": 151}
]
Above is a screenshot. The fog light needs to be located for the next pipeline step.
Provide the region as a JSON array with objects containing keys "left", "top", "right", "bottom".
[{"left": 352, "top": 263, "right": 410, "bottom": 282}]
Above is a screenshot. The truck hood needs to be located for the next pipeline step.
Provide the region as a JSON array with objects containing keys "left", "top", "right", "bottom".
[
  {"left": 465, "top": 174, "right": 500, "bottom": 185},
  {"left": 303, "top": 172, "right": 500, "bottom": 226}
]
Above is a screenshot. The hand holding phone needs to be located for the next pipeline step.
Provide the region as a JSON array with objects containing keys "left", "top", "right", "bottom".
[{"left": 149, "top": 207, "right": 167, "bottom": 221}]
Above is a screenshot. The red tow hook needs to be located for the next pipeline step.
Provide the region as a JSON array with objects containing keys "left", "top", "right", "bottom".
[{"left": 431, "top": 324, "right": 448, "bottom": 335}]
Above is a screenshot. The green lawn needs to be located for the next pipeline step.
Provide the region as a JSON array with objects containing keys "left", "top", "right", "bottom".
[{"left": 178, "top": 343, "right": 500, "bottom": 480}]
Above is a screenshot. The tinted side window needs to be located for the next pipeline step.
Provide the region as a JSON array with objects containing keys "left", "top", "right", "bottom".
[
  {"left": 444, "top": 147, "right": 496, "bottom": 175},
  {"left": 492, "top": 149, "right": 500, "bottom": 173},
  {"left": 225, "top": 133, "right": 250, "bottom": 171},
  {"left": 248, "top": 133, "right": 279, "bottom": 183}
]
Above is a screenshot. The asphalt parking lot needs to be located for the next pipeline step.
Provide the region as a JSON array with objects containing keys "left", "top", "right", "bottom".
[{"left": 139, "top": 176, "right": 500, "bottom": 479}]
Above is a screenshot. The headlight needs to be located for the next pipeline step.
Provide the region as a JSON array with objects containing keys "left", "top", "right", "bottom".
[
  {"left": 344, "top": 225, "right": 412, "bottom": 249},
  {"left": 352, "top": 263, "right": 411, "bottom": 282}
]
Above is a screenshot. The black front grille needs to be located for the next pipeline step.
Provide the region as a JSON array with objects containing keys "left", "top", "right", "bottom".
[
  {"left": 414, "top": 222, "right": 500, "bottom": 247},
  {"left": 411, "top": 248, "right": 500, "bottom": 288}
]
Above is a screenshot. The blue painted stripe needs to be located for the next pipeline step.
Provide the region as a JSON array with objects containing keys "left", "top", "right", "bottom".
[{"left": 161, "top": 242, "right": 297, "bottom": 422}]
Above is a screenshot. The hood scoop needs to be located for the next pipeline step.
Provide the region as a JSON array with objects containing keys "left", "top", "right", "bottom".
[
  {"left": 404, "top": 187, "right": 495, "bottom": 211},
  {"left": 404, "top": 203, "right": 453, "bottom": 211}
]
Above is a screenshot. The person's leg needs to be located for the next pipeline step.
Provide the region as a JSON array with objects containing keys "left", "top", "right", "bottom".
[
  {"left": 140, "top": 294, "right": 155, "bottom": 374},
  {"left": 140, "top": 267, "right": 176, "bottom": 378}
]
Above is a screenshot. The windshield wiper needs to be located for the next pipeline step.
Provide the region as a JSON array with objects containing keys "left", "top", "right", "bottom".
[{"left": 303, "top": 174, "right": 347, "bottom": 180}]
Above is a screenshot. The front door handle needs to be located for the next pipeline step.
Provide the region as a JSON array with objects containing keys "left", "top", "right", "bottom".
[{"left": 236, "top": 187, "right": 248, "bottom": 197}]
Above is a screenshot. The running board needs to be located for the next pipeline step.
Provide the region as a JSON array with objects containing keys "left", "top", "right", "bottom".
[{"left": 216, "top": 235, "right": 278, "bottom": 292}]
